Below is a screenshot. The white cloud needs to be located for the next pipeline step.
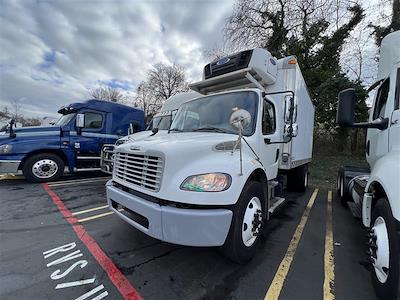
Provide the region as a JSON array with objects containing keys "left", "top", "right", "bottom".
[{"left": 0, "top": 0, "right": 234, "bottom": 118}]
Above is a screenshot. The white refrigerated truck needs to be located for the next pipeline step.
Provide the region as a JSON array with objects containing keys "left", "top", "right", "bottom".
[
  {"left": 106, "top": 48, "right": 314, "bottom": 263},
  {"left": 336, "top": 31, "right": 400, "bottom": 300},
  {"left": 100, "top": 91, "right": 200, "bottom": 174}
]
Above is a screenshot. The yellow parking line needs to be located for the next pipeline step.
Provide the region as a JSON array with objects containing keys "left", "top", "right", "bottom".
[
  {"left": 0, "top": 174, "right": 24, "bottom": 180},
  {"left": 265, "top": 188, "right": 319, "bottom": 300},
  {"left": 77, "top": 209, "right": 123, "bottom": 223},
  {"left": 72, "top": 205, "right": 109, "bottom": 216},
  {"left": 324, "top": 190, "right": 335, "bottom": 300}
]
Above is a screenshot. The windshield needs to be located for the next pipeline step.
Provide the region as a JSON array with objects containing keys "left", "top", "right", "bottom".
[
  {"left": 147, "top": 115, "right": 172, "bottom": 130},
  {"left": 170, "top": 91, "right": 258, "bottom": 136},
  {"left": 55, "top": 113, "right": 75, "bottom": 126}
]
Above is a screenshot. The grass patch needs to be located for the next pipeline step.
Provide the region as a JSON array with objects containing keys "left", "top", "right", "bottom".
[{"left": 309, "top": 153, "right": 368, "bottom": 189}]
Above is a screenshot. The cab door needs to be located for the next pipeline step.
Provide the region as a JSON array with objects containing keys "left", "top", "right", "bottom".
[
  {"left": 259, "top": 97, "right": 280, "bottom": 180},
  {"left": 367, "top": 78, "right": 391, "bottom": 168},
  {"left": 389, "top": 68, "right": 400, "bottom": 152},
  {"left": 73, "top": 110, "right": 106, "bottom": 168}
]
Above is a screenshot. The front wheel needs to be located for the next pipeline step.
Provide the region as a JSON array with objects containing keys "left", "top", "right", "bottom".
[
  {"left": 368, "top": 199, "right": 399, "bottom": 300},
  {"left": 22, "top": 153, "right": 65, "bottom": 183},
  {"left": 221, "top": 181, "right": 265, "bottom": 264}
]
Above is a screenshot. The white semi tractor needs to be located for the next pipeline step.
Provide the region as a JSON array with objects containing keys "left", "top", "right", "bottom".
[
  {"left": 336, "top": 31, "right": 400, "bottom": 299},
  {"left": 100, "top": 91, "right": 200, "bottom": 174},
  {"left": 106, "top": 48, "right": 314, "bottom": 263}
]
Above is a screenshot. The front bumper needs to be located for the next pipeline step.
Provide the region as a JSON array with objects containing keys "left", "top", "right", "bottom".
[
  {"left": 106, "top": 180, "right": 233, "bottom": 246},
  {"left": 0, "top": 160, "right": 21, "bottom": 174}
]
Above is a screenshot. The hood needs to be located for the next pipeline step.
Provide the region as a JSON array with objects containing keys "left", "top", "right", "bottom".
[
  {"left": 117, "top": 132, "right": 237, "bottom": 158},
  {"left": 13, "top": 125, "right": 60, "bottom": 134}
]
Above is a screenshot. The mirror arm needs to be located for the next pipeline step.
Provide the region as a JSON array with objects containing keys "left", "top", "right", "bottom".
[{"left": 340, "top": 118, "right": 389, "bottom": 130}]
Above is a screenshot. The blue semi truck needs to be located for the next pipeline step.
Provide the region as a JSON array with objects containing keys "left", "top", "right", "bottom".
[{"left": 0, "top": 99, "right": 144, "bottom": 182}]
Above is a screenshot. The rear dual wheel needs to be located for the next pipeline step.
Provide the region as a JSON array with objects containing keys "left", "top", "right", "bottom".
[
  {"left": 221, "top": 181, "right": 265, "bottom": 264},
  {"left": 337, "top": 168, "right": 350, "bottom": 207},
  {"left": 287, "top": 164, "right": 308, "bottom": 193}
]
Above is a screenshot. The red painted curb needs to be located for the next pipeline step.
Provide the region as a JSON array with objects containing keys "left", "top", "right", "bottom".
[{"left": 42, "top": 183, "right": 142, "bottom": 300}]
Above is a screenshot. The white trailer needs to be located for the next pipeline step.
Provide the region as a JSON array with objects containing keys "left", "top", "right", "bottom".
[
  {"left": 106, "top": 48, "right": 314, "bottom": 263},
  {"left": 336, "top": 31, "right": 400, "bottom": 299}
]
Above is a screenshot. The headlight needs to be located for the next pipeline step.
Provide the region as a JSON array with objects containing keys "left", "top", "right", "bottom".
[
  {"left": 180, "top": 173, "right": 231, "bottom": 192},
  {"left": 0, "top": 144, "right": 12, "bottom": 154}
]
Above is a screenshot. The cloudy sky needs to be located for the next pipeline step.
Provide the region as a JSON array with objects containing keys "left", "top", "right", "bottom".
[{"left": 0, "top": 0, "right": 234, "bottom": 118}]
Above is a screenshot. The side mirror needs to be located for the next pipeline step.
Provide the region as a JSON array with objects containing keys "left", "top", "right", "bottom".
[
  {"left": 9, "top": 119, "right": 16, "bottom": 138},
  {"left": 76, "top": 113, "right": 85, "bottom": 128},
  {"left": 336, "top": 88, "right": 356, "bottom": 127},
  {"left": 336, "top": 88, "right": 388, "bottom": 130},
  {"left": 128, "top": 121, "right": 141, "bottom": 135}
]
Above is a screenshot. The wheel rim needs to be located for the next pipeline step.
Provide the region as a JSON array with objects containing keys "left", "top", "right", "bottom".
[
  {"left": 32, "top": 159, "right": 58, "bottom": 179},
  {"left": 370, "top": 216, "right": 390, "bottom": 283},
  {"left": 242, "top": 197, "right": 262, "bottom": 247}
]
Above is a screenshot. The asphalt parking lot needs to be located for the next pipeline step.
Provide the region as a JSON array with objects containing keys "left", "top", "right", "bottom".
[{"left": 0, "top": 172, "right": 379, "bottom": 300}]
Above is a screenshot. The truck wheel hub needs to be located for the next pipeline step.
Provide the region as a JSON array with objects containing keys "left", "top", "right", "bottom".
[
  {"left": 370, "top": 217, "right": 390, "bottom": 283},
  {"left": 242, "top": 197, "right": 262, "bottom": 247},
  {"left": 32, "top": 159, "right": 58, "bottom": 179}
]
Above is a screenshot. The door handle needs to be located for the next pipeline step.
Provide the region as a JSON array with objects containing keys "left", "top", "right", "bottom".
[
  {"left": 366, "top": 140, "right": 370, "bottom": 156},
  {"left": 391, "top": 119, "right": 399, "bottom": 125}
]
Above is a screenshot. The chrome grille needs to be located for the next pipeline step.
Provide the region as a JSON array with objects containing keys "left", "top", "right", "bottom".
[{"left": 114, "top": 152, "right": 163, "bottom": 191}]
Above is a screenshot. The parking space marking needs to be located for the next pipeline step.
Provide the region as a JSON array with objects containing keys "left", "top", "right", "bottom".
[
  {"left": 42, "top": 183, "right": 142, "bottom": 300},
  {"left": 72, "top": 205, "right": 109, "bottom": 216},
  {"left": 265, "top": 188, "right": 319, "bottom": 300},
  {"left": 323, "top": 190, "right": 335, "bottom": 300},
  {"left": 0, "top": 174, "right": 24, "bottom": 180},
  {"left": 77, "top": 210, "right": 121, "bottom": 223}
]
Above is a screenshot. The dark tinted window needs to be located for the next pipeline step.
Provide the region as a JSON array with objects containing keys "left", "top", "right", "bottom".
[
  {"left": 262, "top": 100, "right": 276, "bottom": 134},
  {"left": 84, "top": 112, "right": 103, "bottom": 129},
  {"left": 373, "top": 79, "right": 390, "bottom": 119}
]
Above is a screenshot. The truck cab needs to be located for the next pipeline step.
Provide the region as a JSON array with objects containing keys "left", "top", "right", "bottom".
[
  {"left": 100, "top": 91, "right": 201, "bottom": 174},
  {"left": 106, "top": 48, "right": 314, "bottom": 263},
  {"left": 336, "top": 31, "right": 400, "bottom": 299},
  {"left": 0, "top": 99, "right": 144, "bottom": 182}
]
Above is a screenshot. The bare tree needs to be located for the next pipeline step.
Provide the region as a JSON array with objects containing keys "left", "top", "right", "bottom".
[
  {"left": 147, "top": 63, "right": 189, "bottom": 100},
  {"left": 133, "top": 62, "right": 189, "bottom": 120},
  {"left": 134, "top": 81, "right": 163, "bottom": 121},
  {"left": 89, "top": 86, "right": 127, "bottom": 103},
  {"left": 22, "top": 118, "right": 41, "bottom": 127},
  {"left": 0, "top": 105, "right": 11, "bottom": 123},
  {"left": 8, "top": 99, "right": 25, "bottom": 124}
]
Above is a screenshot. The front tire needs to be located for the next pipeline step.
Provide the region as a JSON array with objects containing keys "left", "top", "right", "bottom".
[
  {"left": 369, "top": 200, "right": 399, "bottom": 300},
  {"left": 22, "top": 153, "right": 64, "bottom": 183},
  {"left": 221, "top": 181, "right": 265, "bottom": 264}
]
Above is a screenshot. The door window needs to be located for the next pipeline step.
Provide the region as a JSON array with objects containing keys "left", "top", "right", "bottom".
[
  {"left": 84, "top": 112, "right": 103, "bottom": 129},
  {"left": 262, "top": 100, "right": 276, "bottom": 134},
  {"left": 373, "top": 79, "right": 390, "bottom": 120}
]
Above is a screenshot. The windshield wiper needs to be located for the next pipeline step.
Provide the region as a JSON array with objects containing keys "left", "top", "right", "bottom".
[
  {"left": 192, "top": 127, "right": 234, "bottom": 134},
  {"left": 168, "top": 128, "right": 184, "bottom": 133}
]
